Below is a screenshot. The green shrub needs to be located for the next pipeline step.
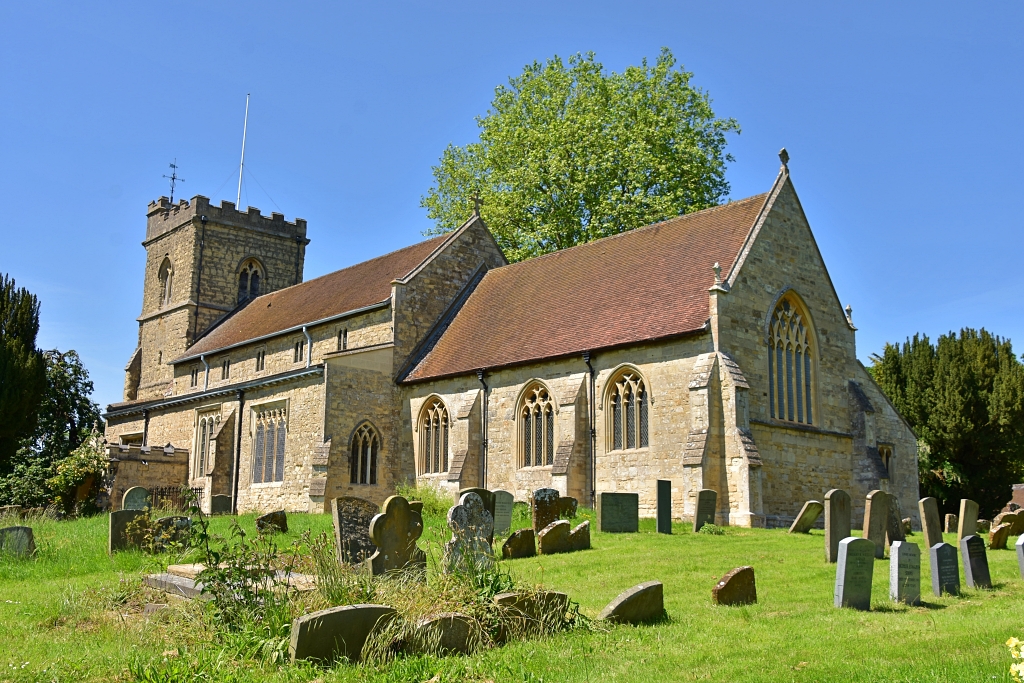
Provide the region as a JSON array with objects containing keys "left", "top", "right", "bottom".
[
  {"left": 395, "top": 482, "right": 455, "bottom": 518},
  {"left": 698, "top": 523, "right": 724, "bottom": 535}
]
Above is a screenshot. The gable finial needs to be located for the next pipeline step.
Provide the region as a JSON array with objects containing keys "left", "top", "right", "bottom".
[
  {"left": 713, "top": 262, "right": 722, "bottom": 285},
  {"left": 470, "top": 191, "right": 483, "bottom": 216},
  {"left": 778, "top": 148, "right": 789, "bottom": 169}
]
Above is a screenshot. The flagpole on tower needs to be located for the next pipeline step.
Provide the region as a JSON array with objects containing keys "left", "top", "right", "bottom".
[{"left": 236, "top": 93, "right": 250, "bottom": 207}]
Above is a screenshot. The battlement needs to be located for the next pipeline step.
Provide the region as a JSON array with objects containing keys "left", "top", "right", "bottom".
[{"left": 145, "top": 195, "right": 307, "bottom": 243}]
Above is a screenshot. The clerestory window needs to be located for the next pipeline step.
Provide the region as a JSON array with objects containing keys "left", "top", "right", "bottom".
[
  {"left": 350, "top": 422, "right": 380, "bottom": 485},
  {"left": 608, "top": 370, "right": 649, "bottom": 451},
  {"left": 520, "top": 383, "right": 555, "bottom": 467},
  {"left": 419, "top": 398, "right": 449, "bottom": 474},
  {"left": 767, "top": 293, "right": 816, "bottom": 425}
]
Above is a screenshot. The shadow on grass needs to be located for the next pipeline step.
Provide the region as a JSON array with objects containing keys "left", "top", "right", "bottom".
[{"left": 870, "top": 600, "right": 947, "bottom": 612}]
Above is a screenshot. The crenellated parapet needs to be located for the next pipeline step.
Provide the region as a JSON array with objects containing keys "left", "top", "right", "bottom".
[{"left": 145, "top": 195, "right": 307, "bottom": 243}]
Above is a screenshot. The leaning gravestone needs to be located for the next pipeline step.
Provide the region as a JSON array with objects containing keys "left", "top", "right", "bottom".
[
  {"left": 960, "top": 535, "right": 991, "bottom": 589},
  {"left": 537, "top": 520, "right": 571, "bottom": 554},
  {"left": 989, "top": 523, "right": 1012, "bottom": 551},
  {"left": 693, "top": 489, "right": 717, "bottom": 532},
  {"left": 569, "top": 520, "right": 590, "bottom": 551},
  {"left": 835, "top": 537, "right": 875, "bottom": 610},
  {"left": 957, "top": 499, "right": 979, "bottom": 543},
  {"left": 414, "top": 612, "right": 477, "bottom": 655},
  {"left": 825, "top": 489, "right": 852, "bottom": 563},
  {"left": 492, "top": 491, "right": 514, "bottom": 535},
  {"left": 109, "top": 509, "right": 146, "bottom": 553},
  {"left": 944, "top": 513, "right": 958, "bottom": 533},
  {"left": 930, "top": 542, "right": 960, "bottom": 596},
  {"left": 531, "top": 488, "right": 560, "bottom": 533},
  {"left": 1016, "top": 535, "right": 1024, "bottom": 580},
  {"left": 788, "top": 500, "right": 823, "bottom": 534},
  {"left": 597, "top": 492, "right": 639, "bottom": 533},
  {"left": 885, "top": 495, "right": 906, "bottom": 550},
  {"left": 919, "top": 497, "right": 943, "bottom": 551},
  {"left": 122, "top": 486, "right": 150, "bottom": 511},
  {"left": 657, "top": 480, "right": 672, "bottom": 534},
  {"left": 0, "top": 526, "right": 35, "bottom": 557},
  {"left": 713, "top": 566, "right": 757, "bottom": 606},
  {"left": 256, "top": 510, "right": 288, "bottom": 533},
  {"left": 598, "top": 581, "right": 664, "bottom": 623},
  {"left": 289, "top": 604, "right": 396, "bottom": 663},
  {"left": 889, "top": 541, "right": 921, "bottom": 605},
  {"left": 444, "top": 492, "right": 494, "bottom": 573},
  {"left": 558, "top": 496, "right": 578, "bottom": 519},
  {"left": 862, "top": 490, "right": 889, "bottom": 558},
  {"left": 367, "top": 495, "right": 425, "bottom": 575},
  {"left": 459, "top": 488, "right": 496, "bottom": 522},
  {"left": 331, "top": 497, "right": 378, "bottom": 564},
  {"left": 502, "top": 528, "right": 536, "bottom": 559}
]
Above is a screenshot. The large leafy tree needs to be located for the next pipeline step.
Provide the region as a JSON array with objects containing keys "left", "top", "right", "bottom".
[
  {"left": 0, "top": 274, "right": 46, "bottom": 469},
  {"left": 872, "top": 329, "right": 1024, "bottom": 517},
  {"left": 422, "top": 49, "right": 740, "bottom": 262}
]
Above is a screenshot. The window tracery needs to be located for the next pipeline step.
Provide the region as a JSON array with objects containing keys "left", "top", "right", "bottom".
[
  {"left": 237, "top": 259, "right": 263, "bottom": 303},
  {"left": 420, "top": 398, "right": 449, "bottom": 474},
  {"left": 608, "top": 370, "right": 649, "bottom": 451},
  {"left": 519, "top": 384, "right": 555, "bottom": 467},
  {"left": 195, "top": 412, "right": 220, "bottom": 478},
  {"left": 767, "top": 293, "right": 815, "bottom": 425},
  {"left": 252, "top": 405, "right": 286, "bottom": 483},
  {"left": 350, "top": 423, "right": 380, "bottom": 485}
]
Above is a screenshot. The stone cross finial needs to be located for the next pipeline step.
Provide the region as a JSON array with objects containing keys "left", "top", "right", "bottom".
[
  {"left": 713, "top": 262, "right": 722, "bottom": 285},
  {"left": 470, "top": 192, "right": 483, "bottom": 216},
  {"left": 779, "top": 148, "right": 790, "bottom": 167},
  {"left": 845, "top": 304, "right": 853, "bottom": 323}
]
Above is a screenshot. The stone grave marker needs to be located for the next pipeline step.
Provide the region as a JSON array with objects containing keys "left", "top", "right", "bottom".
[
  {"left": 597, "top": 492, "right": 639, "bottom": 533},
  {"left": 414, "top": 612, "right": 477, "bottom": 655},
  {"left": 256, "top": 510, "right": 288, "bottom": 533},
  {"left": 143, "top": 572, "right": 205, "bottom": 599},
  {"left": 930, "top": 542, "right": 960, "bottom": 596},
  {"left": 885, "top": 494, "right": 906, "bottom": 550},
  {"left": 109, "top": 509, "right": 145, "bottom": 553},
  {"left": 960, "top": 535, "right": 991, "bottom": 589},
  {"left": 0, "top": 526, "right": 35, "bottom": 557},
  {"left": 1011, "top": 513, "right": 1024, "bottom": 536},
  {"left": 862, "top": 490, "right": 889, "bottom": 558},
  {"left": 444, "top": 492, "right": 495, "bottom": 573},
  {"left": 492, "top": 490, "right": 514, "bottom": 535},
  {"left": 569, "top": 520, "right": 590, "bottom": 551},
  {"left": 531, "top": 488, "right": 560, "bottom": 533},
  {"left": 995, "top": 511, "right": 1024, "bottom": 536},
  {"left": 367, "top": 495, "right": 425, "bottom": 575},
  {"left": 825, "top": 489, "right": 852, "bottom": 563},
  {"left": 888, "top": 541, "right": 921, "bottom": 605},
  {"left": 976, "top": 519, "right": 991, "bottom": 533},
  {"left": 989, "top": 523, "right": 1012, "bottom": 551},
  {"left": 558, "top": 496, "right": 578, "bottom": 519},
  {"left": 598, "top": 581, "right": 664, "bottom": 623},
  {"left": 834, "top": 537, "right": 874, "bottom": 610},
  {"left": 788, "top": 500, "right": 823, "bottom": 534},
  {"left": 154, "top": 516, "right": 191, "bottom": 549},
  {"left": 331, "top": 497, "right": 378, "bottom": 564},
  {"left": 693, "top": 489, "right": 717, "bottom": 532},
  {"left": 408, "top": 501, "right": 424, "bottom": 515},
  {"left": 902, "top": 517, "right": 914, "bottom": 535},
  {"left": 957, "top": 499, "right": 979, "bottom": 543},
  {"left": 713, "top": 566, "right": 757, "bottom": 606},
  {"left": 657, "top": 480, "right": 672, "bottom": 534},
  {"left": 502, "top": 528, "right": 536, "bottom": 559},
  {"left": 537, "top": 520, "right": 570, "bottom": 554},
  {"left": 122, "top": 486, "right": 150, "bottom": 511},
  {"left": 944, "top": 513, "right": 958, "bottom": 533},
  {"left": 289, "top": 604, "right": 396, "bottom": 663},
  {"left": 459, "top": 488, "right": 495, "bottom": 521},
  {"left": 493, "top": 591, "right": 569, "bottom": 641},
  {"left": 1016, "top": 535, "right": 1024, "bottom": 579},
  {"left": 143, "top": 603, "right": 168, "bottom": 617},
  {"left": 210, "top": 494, "right": 231, "bottom": 514}
]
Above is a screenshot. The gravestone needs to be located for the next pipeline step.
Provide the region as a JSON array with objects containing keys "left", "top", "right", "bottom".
[
  {"left": 598, "top": 581, "right": 664, "bottom": 623},
  {"left": 960, "top": 535, "right": 991, "bottom": 589},
  {"left": 414, "top": 612, "right": 477, "bottom": 655},
  {"left": 989, "top": 523, "right": 1011, "bottom": 551},
  {"left": 929, "top": 542, "right": 960, "bottom": 596},
  {"left": 888, "top": 541, "right": 921, "bottom": 605},
  {"left": 408, "top": 501, "right": 423, "bottom": 515},
  {"left": 288, "top": 604, "right": 396, "bottom": 663},
  {"left": 331, "top": 497, "right": 378, "bottom": 564},
  {"left": 210, "top": 494, "right": 231, "bottom": 514},
  {"left": 569, "top": 520, "right": 590, "bottom": 551},
  {"left": 902, "top": 517, "right": 914, "bottom": 535},
  {"left": 834, "top": 537, "right": 875, "bottom": 610},
  {"left": 256, "top": 510, "right": 287, "bottom": 533},
  {"left": 154, "top": 516, "right": 191, "bottom": 549},
  {"left": 109, "top": 509, "right": 145, "bottom": 553},
  {"left": 976, "top": 519, "right": 991, "bottom": 533},
  {"left": 825, "top": 489, "right": 852, "bottom": 563},
  {"left": 1010, "top": 513, "right": 1024, "bottom": 536},
  {"left": 537, "top": 520, "right": 570, "bottom": 554},
  {"left": 657, "top": 480, "right": 672, "bottom": 534},
  {"left": 143, "top": 572, "right": 204, "bottom": 599},
  {"left": 597, "top": 492, "right": 639, "bottom": 533},
  {"left": 531, "top": 488, "right": 560, "bottom": 533},
  {"left": 957, "top": 499, "right": 979, "bottom": 543},
  {"left": 788, "top": 500, "right": 823, "bottom": 534},
  {"left": 502, "top": 528, "right": 536, "bottom": 559},
  {"left": 862, "top": 490, "right": 889, "bottom": 558},
  {"left": 712, "top": 566, "right": 757, "bottom": 606},
  {"left": 0, "top": 526, "right": 35, "bottom": 557},
  {"left": 459, "top": 488, "right": 496, "bottom": 521},
  {"left": 122, "top": 486, "right": 150, "bottom": 511},
  {"left": 1016, "top": 535, "right": 1024, "bottom": 579},
  {"left": 492, "top": 490, "right": 514, "bottom": 535},
  {"left": 995, "top": 511, "right": 1024, "bottom": 536},
  {"left": 367, "top": 495, "right": 425, "bottom": 575},
  {"left": 944, "top": 513, "right": 958, "bottom": 533},
  {"left": 493, "top": 591, "right": 569, "bottom": 640},
  {"left": 558, "top": 496, "right": 578, "bottom": 519},
  {"left": 444, "top": 492, "right": 495, "bottom": 573},
  {"left": 885, "top": 495, "right": 906, "bottom": 550},
  {"left": 693, "top": 489, "right": 717, "bottom": 532}
]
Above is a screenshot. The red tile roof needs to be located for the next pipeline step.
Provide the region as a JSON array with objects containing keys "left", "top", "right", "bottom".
[
  {"left": 403, "top": 194, "right": 768, "bottom": 382},
  {"left": 177, "top": 234, "right": 449, "bottom": 361}
]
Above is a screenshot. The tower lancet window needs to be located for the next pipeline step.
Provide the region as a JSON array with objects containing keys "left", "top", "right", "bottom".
[
  {"left": 419, "top": 398, "right": 449, "bottom": 474},
  {"left": 519, "top": 383, "right": 555, "bottom": 467},
  {"left": 608, "top": 370, "right": 649, "bottom": 451},
  {"left": 767, "top": 294, "right": 815, "bottom": 425},
  {"left": 237, "top": 259, "right": 263, "bottom": 303},
  {"left": 158, "top": 258, "right": 174, "bottom": 307}
]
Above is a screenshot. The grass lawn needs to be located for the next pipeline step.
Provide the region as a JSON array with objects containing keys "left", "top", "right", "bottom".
[{"left": 0, "top": 508, "right": 1022, "bottom": 682}]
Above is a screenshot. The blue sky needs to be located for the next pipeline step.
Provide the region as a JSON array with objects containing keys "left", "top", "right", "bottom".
[{"left": 1, "top": 2, "right": 1021, "bottom": 409}]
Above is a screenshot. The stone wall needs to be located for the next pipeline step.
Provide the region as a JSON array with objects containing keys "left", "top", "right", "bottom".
[{"left": 106, "top": 444, "right": 189, "bottom": 511}]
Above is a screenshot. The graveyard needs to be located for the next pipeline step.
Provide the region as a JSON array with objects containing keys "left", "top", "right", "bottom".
[{"left": 1, "top": 491, "right": 1023, "bottom": 683}]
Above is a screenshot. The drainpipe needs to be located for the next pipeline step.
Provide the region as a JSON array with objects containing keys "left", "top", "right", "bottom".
[
  {"left": 477, "top": 369, "right": 488, "bottom": 488},
  {"left": 142, "top": 409, "right": 150, "bottom": 447},
  {"left": 583, "top": 351, "right": 596, "bottom": 508},
  {"left": 200, "top": 354, "right": 210, "bottom": 391},
  {"left": 302, "top": 326, "right": 312, "bottom": 368},
  {"left": 231, "top": 389, "right": 244, "bottom": 514},
  {"left": 192, "top": 215, "right": 207, "bottom": 343}
]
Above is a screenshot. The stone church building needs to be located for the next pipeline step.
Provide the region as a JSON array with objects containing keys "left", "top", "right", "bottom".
[{"left": 103, "top": 155, "right": 920, "bottom": 527}]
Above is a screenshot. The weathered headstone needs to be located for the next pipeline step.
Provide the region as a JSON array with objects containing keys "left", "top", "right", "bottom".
[
  {"left": 210, "top": 494, "right": 231, "bottom": 514},
  {"left": 657, "top": 480, "right": 672, "bottom": 534},
  {"left": 414, "top": 612, "right": 477, "bottom": 655},
  {"left": 0, "top": 526, "right": 35, "bottom": 557},
  {"left": 459, "top": 488, "right": 496, "bottom": 521},
  {"left": 976, "top": 519, "right": 991, "bottom": 533},
  {"left": 693, "top": 489, "right": 717, "bottom": 532},
  {"left": 408, "top": 501, "right": 424, "bottom": 515},
  {"left": 492, "top": 490, "right": 514, "bottom": 535},
  {"left": 929, "top": 542, "right": 960, "bottom": 596},
  {"left": 885, "top": 495, "right": 906, "bottom": 550},
  {"left": 888, "top": 541, "right": 921, "bottom": 605},
  {"left": 989, "top": 523, "right": 1012, "bottom": 551},
  {"left": 531, "top": 488, "right": 560, "bottom": 533},
  {"left": 825, "top": 489, "right": 852, "bottom": 563},
  {"left": 1016, "top": 535, "right": 1024, "bottom": 579},
  {"left": 256, "top": 510, "right": 288, "bottom": 533},
  {"left": 122, "top": 486, "right": 150, "bottom": 511},
  {"left": 597, "top": 492, "right": 639, "bottom": 533},
  {"left": 331, "top": 497, "right": 378, "bottom": 564},
  {"left": 960, "top": 535, "right": 991, "bottom": 589},
  {"left": 834, "top": 537, "right": 874, "bottom": 610},
  {"left": 493, "top": 591, "right": 568, "bottom": 640},
  {"left": 713, "top": 566, "right": 757, "bottom": 606},
  {"left": 902, "top": 517, "right": 913, "bottom": 535},
  {"left": 568, "top": 520, "right": 590, "bottom": 551},
  {"left": 944, "top": 513, "right": 958, "bottom": 533},
  {"left": 154, "top": 516, "right": 191, "bottom": 548},
  {"left": 367, "top": 495, "right": 425, "bottom": 575},
  {"left": 109, "top": 509, "right": 145, "bottom": 553},
  {"left": 444, "top": 492, "right": 495, "bottom": 573},
  {"left": 995, "top": 511, "right": 1024, "bottom": 536},
  {"left": 537, "top": 520, "right": 570, "bottom": 554},
  {"left": 862, "top": 490, "right": 889, "bottom": 558},
  {"left": 788, "top": 500, "right": 823, "bottom": 534},
  {"left": 1010, "top": 513, "right": 1024, "bottom": 536},
  {"left": 501, "top": 528, "right": 536, "bottom": 559},
  {"left": 288, "top": 604, "right": 396, "bottom": 663},
  {"left": 557, "top": 496, "right": 578, "bottom": 519},
  {"left": 598, "top": 581, "right": 664, "bottom": 623},
  {"left": 957, "top": 499, "right": 979, "bottom": 543}
]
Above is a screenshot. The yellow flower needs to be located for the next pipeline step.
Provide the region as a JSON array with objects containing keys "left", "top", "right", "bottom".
[{"left": 1009, "top": 637, "right": 1021, "bottom": 648}]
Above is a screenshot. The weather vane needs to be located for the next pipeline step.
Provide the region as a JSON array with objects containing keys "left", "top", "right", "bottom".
[{"left": 163, "top": 159, "right": 184, "bottom": 203}]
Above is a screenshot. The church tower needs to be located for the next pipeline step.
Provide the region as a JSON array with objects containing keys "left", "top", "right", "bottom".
[{"left": 124, "top": 196, "right": 309, "bottom": 402}]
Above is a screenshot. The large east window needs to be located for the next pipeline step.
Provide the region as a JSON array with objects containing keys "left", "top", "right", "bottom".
[
  {"left": 767, "top": 293, "right": 816, "bottom": 425},
  {"left": 252, "top": 404, "right": 287, "bottom": 483}
]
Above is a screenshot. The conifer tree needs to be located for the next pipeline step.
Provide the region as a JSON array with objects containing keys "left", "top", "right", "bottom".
[{"left": 0, "top": 275, "right": 46, "bottom": 470}]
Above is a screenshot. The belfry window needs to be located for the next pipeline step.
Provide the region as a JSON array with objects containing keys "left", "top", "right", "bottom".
[
  {"left": 350, "top": 423, "right": 380, "bottom": 485},
  {"left": 158, "top": 258, "right": 174, "bottom": 307},
  {"left": 252, "top": 405, "right": 287, "bottom": 484},
  {"left": 237, "top": 259, "right": 263, "bottom": 303},
  {"left": 420, "top": 398, "right": 449, "bottom": 474},
  {"left": 767, "top": 294, "right": 815, "bottom": 425},
  {"left": 519, "top": 383, "right": 555, "bottom": 467},
  {"left": 608, "top": 370, "right": 649, "bottom": 451}
]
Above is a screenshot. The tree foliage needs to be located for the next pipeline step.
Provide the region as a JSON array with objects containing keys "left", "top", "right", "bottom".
[
  {"left": 0, "top": 274, "right": 46, "bottom": 468},
  {"left": 872, "top": 329, "right": 1024, "bottom": 517},
  {"left": 421, "top": 49, "right": 739, "bottom": 262}
]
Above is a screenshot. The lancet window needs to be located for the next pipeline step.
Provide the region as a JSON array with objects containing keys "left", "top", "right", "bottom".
[
  {"left": 608, "top": 370, "right": 649, "bottom": 451},
  {"left": 767, "top": 294, "right": 815, "bottom": 425},
  {"left": 520, "top": 383, "right": 555, "bottom": 467},
  {"left": 350, "top": 423, "right": 380, "bottom": 485},
  {"left": 195, "top": 412, "right": 220, "bottom": 478},
  {"left": 420, "top": 398, "right": 449, "bottom": 474},
  {"left": 252, "top": 404, "right": 287, "bottom": 483},
  {"left": 158, "top": 258, "right": 174, "bottom": 307},
  {"left": 237, "top": 259, "right": 263, "bottom": 303}
]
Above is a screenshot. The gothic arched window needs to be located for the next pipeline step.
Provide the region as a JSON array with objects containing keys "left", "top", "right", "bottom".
[
  {"left": 519, "top": 383, "right": 555, "bottom": 467},
  {"left": 350, "top": 422, "right": 380, "bottom": 485},
  {"left": 420, "top": 398, "right": 449, "bottom": 474},
  {"left": 237, "top": 259, "right": 263, "bottom": 303},
  {"left": 608, "top": 369, "right": 649, "bottom": 451},
  {"left": 158, "top": 258, "right": 174, "bottom": 307},
  {"left": 252, "top": 404, "right": 287, "bottom": 483},
  {"left": 768, "top": 293, "right": 815, "bottom": 425},
  {"left": 195, "top": 412, "right": 220, "bottom": 477}
]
